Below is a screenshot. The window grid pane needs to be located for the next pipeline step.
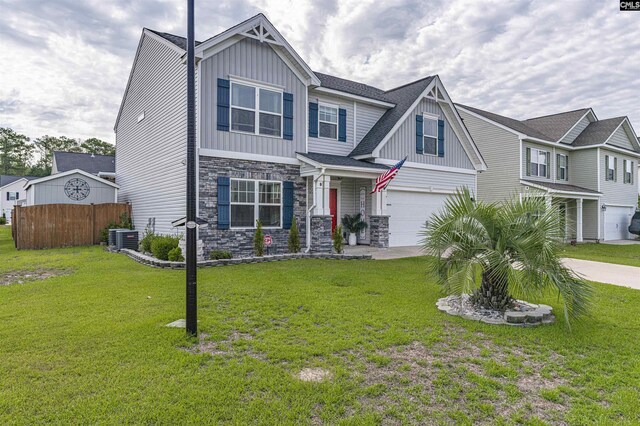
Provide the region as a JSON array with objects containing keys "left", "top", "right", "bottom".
[
  {"left": 231, "top": 83, "right": 255, "bottom": 109},
  {"left": 259, "top": 89, "right": 281, "bottom": 113},
  {"left": 424, "top": 136, "right": 437, "bottom": 155},
  {"left": 259, "top": 113, "right": 282, "bottom": 137},
  {"left": 424, "top": 118, "right": 438, "bottom": 138},
  {"left": 319, "top": 105, "right": 338, "bottom": 123},
  {"left": 319, "top": 122, "right": 337, "bottom": 139},
  {"left": 231, "top": 108, "right": 255, "bottom": 133}
]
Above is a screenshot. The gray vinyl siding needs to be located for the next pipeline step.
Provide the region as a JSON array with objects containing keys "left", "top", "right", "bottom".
[
  {"left": 582, "top": 199, "right": 599, "bottom": 240},
  {"left": 200, "top": 37, "right": 307, "bottom": 157},
  {"left": 607, "top": 126, "right": 635, "bottom": 151},
  {"left": 308, "top": 92, "right": 354, "bottom": 156},
  {"left": 338, "top": 178, "right": 372, "bottom": 244},
  {"left": 568, "top": 148, "right": 598, "bottom": 191},
  {"left": 32, "top": 174, "right": 115, "bottom": 205},
  {"left": 381, "top": 98, "right": 473, "bottom": 169},
  {"left": 115, "top": 34, "right": 187, "bottom": 234},
  {"left": 458, "top": 110, "right": 521, "bottom": 203},
  {"left": 560, "top": 116, "right": 590, "bottom": 145},
  {"left": 356, "top": 103, "right": 387, "bottom": 145},
  {"left": 554, "top": 147, "right": 570, "bottom": 183},
  {"left": 388, "top": 166, "right": 476, "bottom": 193},
  {"left": 600, "top": 148, "right": 639, "bottom": 205},
  {"left": 522, "top": 141, "right": 554, "bottom": 183}
]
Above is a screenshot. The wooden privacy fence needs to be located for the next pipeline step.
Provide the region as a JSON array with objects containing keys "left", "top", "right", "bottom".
[{"left": 12, "top": 203, "right": 132, "bottom": 250}]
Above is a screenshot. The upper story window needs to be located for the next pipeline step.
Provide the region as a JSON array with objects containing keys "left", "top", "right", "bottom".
[
  {"left": 230, "top": 178, "right": 281, "bottom": 228},
  {"left": 528, "top": 148, "right": 548, "bottom": 178},
  {"left": 623, "top": 159, "right": 634, "bottom": 184},
  {"left": 423, "top": 116, "right": 438, "bottom": 156},
  {"left": 231, "top": 82, "right": 282, "bottom": 137},
  {"left": 605, "top": 155, "right": 617, "bottom": 181},
  {"left": 557, "top": 154, "right": 568, "bottom": 181},
  {"left": 6, "top": 191, "right": 19, "bottom": 201},
  {"left": 318, "top": 104, "right": 338, "bottom": 139}
]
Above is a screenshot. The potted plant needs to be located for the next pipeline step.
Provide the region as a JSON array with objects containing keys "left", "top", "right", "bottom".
[{"left": 341, "top": 213, "right": 368, "bottom": 246}]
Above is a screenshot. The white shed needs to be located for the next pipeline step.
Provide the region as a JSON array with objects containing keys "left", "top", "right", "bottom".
[{"left": 24, "top": 169, "right": 119, "bottom": 206}]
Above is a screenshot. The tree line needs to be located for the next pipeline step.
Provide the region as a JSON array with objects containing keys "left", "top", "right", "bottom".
[{"left": 0, "top": 127, "right": 115, "bottom": 177}]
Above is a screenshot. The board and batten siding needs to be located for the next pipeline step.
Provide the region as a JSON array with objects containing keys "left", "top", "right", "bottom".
[
  {"left": 356, "top": 103, "right": 387, "bottom": 144},
  {"left": 600, "top": 148, "right": 639, "bottom": 205},
  {"left": 32, "top": 174, "right": 116, "bottom": 205},
  {"left": 335, "top": 178, "right": 372, "bottom": 244},
  {"left": 560, "top": 115, "right": 591, "bottom": 145},
  {"left": 458, "top": 110, "right": 521, "bottom": 203},
  {"left": 308, "top": 92, "right": 354, "bottom": 155},
  {"left": 388, "top": 166, "right": 476, "bottom": 193},
  {"left": 381, "top": 98, "right": 473, "bottom": 169},
  {"left": 115, "top": 34, "right": 187, "bottom": 234},
  {"left": 200, "top": 37, "right": 307, "bottom": 158}
]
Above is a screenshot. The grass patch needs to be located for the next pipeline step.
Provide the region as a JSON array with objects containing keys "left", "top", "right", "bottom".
[
  {"left": 1, "top": 225, "right": 639, "bottom": 424},
  {"left": 561, "top": 242, "right": 640, "bottom": 267}
]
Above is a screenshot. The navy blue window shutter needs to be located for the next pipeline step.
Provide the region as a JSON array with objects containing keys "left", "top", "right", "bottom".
[
  {"left": 16, "top": 192, "right": 19, "bottom": 200},
  {"left": 416, "top": 115, "right": 424, "bottom": 154},
  {"left": 6, "top": 192, "right": 9, "bottom": 201},
  {"left": 308, "top": 102, "right": 318, "bottom": 138},
  {"left": 338, "top": 108, "right": 347, "bottom": 142},
  {"left": 217, "top": 176, "right": 230, "bottom": 230},
  {"left": 283, "top": 93, "right": 294, "bottom": 140},
  {"left": 283, "top": 181, "right": 294, "bottom": 229},
  {"left": 217, "top": 78, "right": 230, "bottom": 131},
  {"left": 437, "top": 119, "right": 445, "bottom": 157}
]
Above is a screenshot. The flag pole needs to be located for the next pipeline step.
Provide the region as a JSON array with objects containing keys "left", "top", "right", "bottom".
[{"left": 185, "top": 0, "right": 197, "bottom": 336}]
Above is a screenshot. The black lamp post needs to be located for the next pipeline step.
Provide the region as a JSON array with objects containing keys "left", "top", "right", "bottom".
[{"left": 185, "top": 0, "right": 197, "bottom": 336}]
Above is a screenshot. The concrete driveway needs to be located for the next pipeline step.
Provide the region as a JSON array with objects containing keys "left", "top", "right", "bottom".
[{"left": 344, "top": 245, "right": 640, "bottom": 289}]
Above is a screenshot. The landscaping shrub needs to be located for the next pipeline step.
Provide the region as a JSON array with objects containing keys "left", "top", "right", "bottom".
[
  {"left": 210, "top": 249, "right": 232, "bottom": 260},
  {"left": 333, "top": 225, "right": 344, "bottom": 254},
  {"left": 150, "top": 235, "right": 180, "bottom": 261},
  {"left": 0, "top": 214, "right": 6, "bottom": 225},
  {"left": 167, "top": 247, "right": 184, "bottom": 262},
  {"left": 140, "top": 226, "right": 156, "bottom": 253},
  {"left": 253, "top": 220, "right": 264, "bottom": 256},
  {"left": 288, "top": 216, "right": 300, "bottom": 253}
]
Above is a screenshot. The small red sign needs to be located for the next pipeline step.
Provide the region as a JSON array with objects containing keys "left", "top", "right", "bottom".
[{"left": 264, "top": 235, "right": 272, "bottom": 247}]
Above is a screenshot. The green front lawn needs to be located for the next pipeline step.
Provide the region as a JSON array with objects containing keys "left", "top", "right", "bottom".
[
  {"left": 561, "top": 242, "right": 640, "bottom": 267},
  {"left": 1, "top": 225, "right": 639, "bottom": 424}
]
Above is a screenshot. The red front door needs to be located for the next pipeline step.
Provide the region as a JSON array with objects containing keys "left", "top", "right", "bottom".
[{"left": 329, "top": 188, "right": 338, "bottom": 233}]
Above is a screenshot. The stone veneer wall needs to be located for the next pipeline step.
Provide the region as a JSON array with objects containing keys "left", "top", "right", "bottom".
[
  {"left": 199, "top": 156, "right": 306, "bottom": 258},
  {"left": 310, "top": 215, "right": 333, "bottom": 253},
  {"left": 369, "top": 215, "right": 389, "bottom": 248}
]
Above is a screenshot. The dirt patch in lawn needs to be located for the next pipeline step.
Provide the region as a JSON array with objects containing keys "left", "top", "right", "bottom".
[
  {"left": 185, "top": 331, "right": 266, "bottom": 361},
  {"left": 0, "top": 269, "right": 70, "bottom": 286},
  {"left": 341, "top": 326, "right": 570, "bottom": 425}
]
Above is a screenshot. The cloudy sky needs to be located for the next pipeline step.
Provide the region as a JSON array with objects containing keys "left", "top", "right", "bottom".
[{"left": 1, "top": 0, "right": 639, "bottom": 144}]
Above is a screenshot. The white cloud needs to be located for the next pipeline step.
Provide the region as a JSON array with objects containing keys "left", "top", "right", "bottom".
[{"left": 0, "top": 0, "right": 638, "bottom": 144}]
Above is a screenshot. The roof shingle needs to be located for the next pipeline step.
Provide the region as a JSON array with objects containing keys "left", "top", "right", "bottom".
[
  {"left": 523, "top": 108, "right": 590, "bottom": 142},
  {"left": 53, "top": 152, "right": 115, "bottom": 175},
  {"left": 571, "top": 117, "right": 626, "bottom": 147},
  {"left": 522, "top": 180, "right": 601, "bottom": 194},
  {"left": 313, "top": 72, "right": 392, "bottom": 103},
  {"left": 297, "top": 152, "right": 388, "bottom": 170}
]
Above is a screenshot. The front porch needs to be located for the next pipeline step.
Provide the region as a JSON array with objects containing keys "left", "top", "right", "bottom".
[{"left": 298, "top": 152, "right": 391, "bottom": 252}]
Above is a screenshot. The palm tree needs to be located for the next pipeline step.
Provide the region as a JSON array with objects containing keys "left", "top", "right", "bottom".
[{"left": 423, "top": 188, "right": 592, "bottom": 325}]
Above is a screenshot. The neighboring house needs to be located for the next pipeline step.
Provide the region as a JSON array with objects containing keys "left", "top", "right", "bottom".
[
  {"left": 114, "top": 14, "right": 486, "bottom": 256},
  {"left": 0, "top": 175, "right": 38, "bottom": 223},
  {"left": 23, "top": 169, "right": 119, "bottom": 206},
  {"left": 52, "top": 151, "right": 116, "bottom": 181},
  {"left": 457, "top": 105, "right": 640, "bottom": 241}
]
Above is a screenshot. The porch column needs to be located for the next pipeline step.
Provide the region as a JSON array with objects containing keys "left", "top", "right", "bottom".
[
  {"left": 545, "top": 194, "right": 552, "bottom": 210},
  {"left": 310, "top": 174, "right": 333, "bottom": 253},
  {"left": 370, "top": 182, "right": 390, "bottom": 248},
  {"left": 322, "top": 175, "right": 331, "bottom": 215},
  {"left": 372, "top": 186, "right": 387, "bottom": 215},
  {"left": 313, "top": 174, "right": 331, "bottom": 215},
  {"left": 576, "top": 198, "right": 583, "bottom": 242}
]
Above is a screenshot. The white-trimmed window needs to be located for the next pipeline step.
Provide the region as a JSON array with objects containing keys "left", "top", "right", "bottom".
[
  {"left": 230, "top": 179, "right": 282, "bottom": 228},
  {"left": 529, "top": 148, "right": 548, "bottom": 177},
  {"left": 230, "top": 81, "right": 282, "bottom": 137},
  {"left": 605, "top": 155, "right": 616, "bottom": 181},
  {"left": 623, "top": 159, "right": 634, "bottom": 184},
  {"left": 557, "top": 154, "right": 568, "bottom": 181},
  {"left": 423, "top": 115, "right": 438, "bottom": 156},
  {"left": 318, "top": 104, "right": 338, "bottom": 139},
  {"left": 7, "top": 191, "right": 19, "bottom": 201}
]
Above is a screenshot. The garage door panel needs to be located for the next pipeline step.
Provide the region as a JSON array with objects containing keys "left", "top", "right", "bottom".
[
  {"left": 387, "top": 191, "right": 448, "bottom": 247},
  {"left": 604, "top": 206, "right": 632, "bottom": 240}
]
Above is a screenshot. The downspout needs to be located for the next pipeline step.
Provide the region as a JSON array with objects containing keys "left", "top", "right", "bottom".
[{"left": 305, "top": 168, "right": 325, "bottom": 253}]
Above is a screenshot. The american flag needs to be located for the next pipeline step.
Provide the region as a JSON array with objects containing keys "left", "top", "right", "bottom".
[{"left": 371, "top": 157, "right": 406, "bottom": 193}]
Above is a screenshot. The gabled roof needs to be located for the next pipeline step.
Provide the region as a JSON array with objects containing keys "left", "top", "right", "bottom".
[
  {"left": 456, "top": 104, "right": 552, "bottom": 141},
  {"left": 145, "top": 29, "right": 202, "bottom": 50},
  {"left": 297, "top": 152, "right": 388, "bottom": 170},
  {"left": 350, "top": 76, "right": 435, "bottom": 157},
  {"left": 25, "top": 169, "right": 120, "bottom": 190},
  {"left": 0, "top": 175, "right": 39, "bottom": 187},
  {"left": 313, "top": 72, "right": 393, "bottom": 103},
  {"left": 523, "top": 108, "right": 591, "bottom": 141},
  {"left": 53, "top": 151, "right": 115, "bottom": 175},
  {"left": 572, "top": 117, "right": 627, "bottom": 148}
]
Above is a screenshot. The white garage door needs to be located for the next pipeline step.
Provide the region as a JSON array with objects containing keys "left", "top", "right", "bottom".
[
  {"left": 387, "top": 190, "right": 449, "bottom": 247},
  {"left": 604, "top": 206, "right": 632, "bottom": 240}
]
